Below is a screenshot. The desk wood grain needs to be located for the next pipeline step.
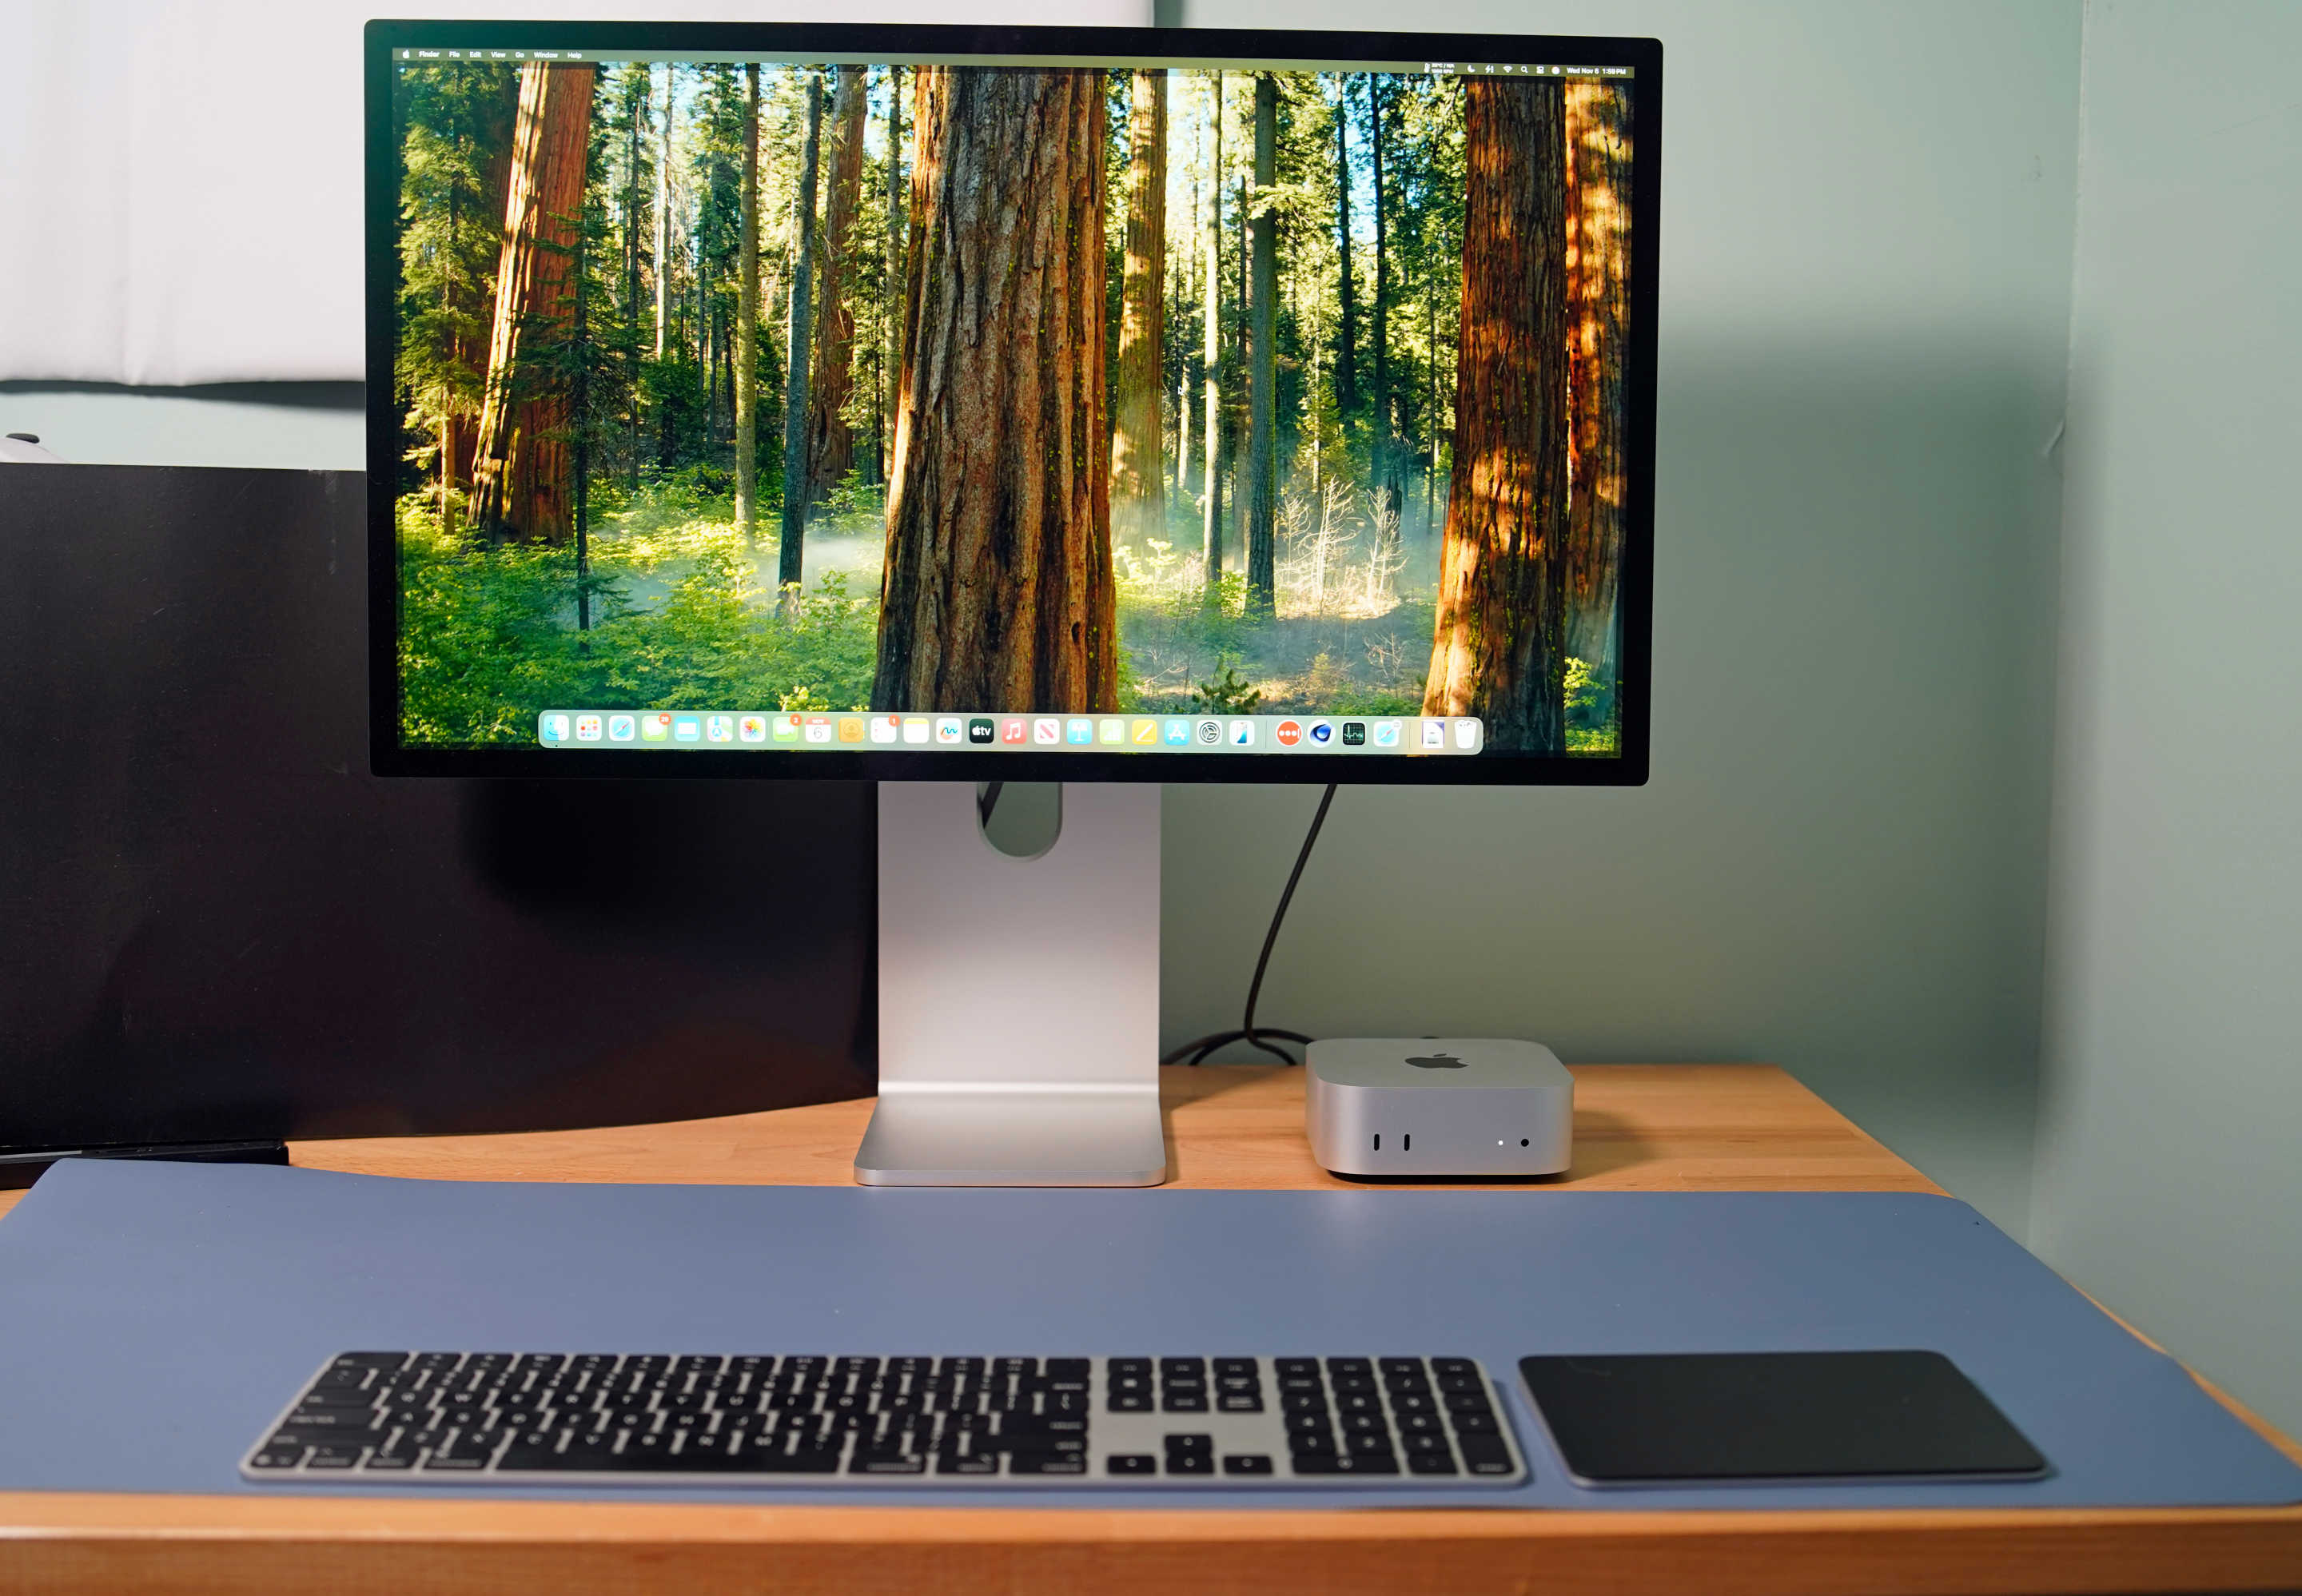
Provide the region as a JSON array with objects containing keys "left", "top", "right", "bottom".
[{"left": 2, "top": 1065, "right": 2296, "bottom": 1596}]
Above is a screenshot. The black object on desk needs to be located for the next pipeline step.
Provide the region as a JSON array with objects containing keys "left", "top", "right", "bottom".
[
  {"left": 1519, "top": 1351, "right": 2049, "bottom": 1484},
  {"left": 0, "top": 465, "right": 875, "bottom": 1162}
]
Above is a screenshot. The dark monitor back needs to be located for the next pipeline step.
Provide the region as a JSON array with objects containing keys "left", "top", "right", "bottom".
[{"left": 0, "top": 465, "right": 874, "bottom": 1152}]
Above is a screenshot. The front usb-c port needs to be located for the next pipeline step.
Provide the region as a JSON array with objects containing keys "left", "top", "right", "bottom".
[
  {"left": 1372, "top": 1134, "right": 1380, "bottom": 1152},
  {"left": 1403, "top": 1133, "right": 1412, "bottom": 1152}
]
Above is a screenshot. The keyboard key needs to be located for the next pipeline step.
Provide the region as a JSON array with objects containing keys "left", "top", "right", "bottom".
[
  {"left": 1163, "top": 1433, "right": 1213, "bottom": 1454},
  {"left": 1164, "top": 1452, "right": 1213, "bottom": 1475},
  {"left": 1010, "top": 1453, "right": 1087, "bottom": 1475},
  {"left": 851, "top": 1452, "right": 928, "bottom": 1475},
  {"left": 1221, "top": 1455, "right": 1274, "bottom": 1475},
  {"left": 1458, "top": 1436, "right": 1515, "bottom": 1475},
  {"left": 1292, "top": 1451, "right": 1396, "bottom": 1475},
  {"left": 296, "top": 1385, "right": 379, "bottom": 1410},
  {"left": 1107, "top": 1454, "right": 1157, "bottom": 1475},
  {"left": 1325, "top": 1358, "right": 1372, "bottom": 1379},
  {"left": 1274, "top": 1359, "right": 1320, "bottom": 1379},
  {"left": 1408, "top": 1452, "right": 1460, "bottom": 1475}
]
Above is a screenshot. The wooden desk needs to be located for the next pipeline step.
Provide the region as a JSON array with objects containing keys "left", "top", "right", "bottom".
[{"left": 2, "top": 1065, "right": 2296, "bottom": 1595}]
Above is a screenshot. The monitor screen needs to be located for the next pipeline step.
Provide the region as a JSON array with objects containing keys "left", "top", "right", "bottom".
[{"left": 368, "top": 23, "right": 1656, "bottom": 782}]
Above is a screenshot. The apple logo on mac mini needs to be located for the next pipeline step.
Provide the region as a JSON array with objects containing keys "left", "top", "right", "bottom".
[{"left": 1405, "top": 1053, "right": 1467, "bottom": 1069}]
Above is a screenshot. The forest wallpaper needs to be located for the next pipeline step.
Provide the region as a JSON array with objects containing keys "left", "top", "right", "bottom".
[{"left": 390, "top": 58, "right": 1631, "bottom": 754}]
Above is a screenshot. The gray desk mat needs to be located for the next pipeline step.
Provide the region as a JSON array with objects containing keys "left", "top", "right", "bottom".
[{"left": 0, "top": 1159, "right": 2295, "bottom": 1510}]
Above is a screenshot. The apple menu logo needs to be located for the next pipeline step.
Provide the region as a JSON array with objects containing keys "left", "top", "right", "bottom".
[{"left": 1404, "top": 1052, "right": 1466, "bottom": 1069}]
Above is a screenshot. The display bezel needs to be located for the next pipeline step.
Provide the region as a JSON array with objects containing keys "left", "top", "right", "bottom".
[{"left": 365, "top": 18, "right": 1659, "bottom": 786}]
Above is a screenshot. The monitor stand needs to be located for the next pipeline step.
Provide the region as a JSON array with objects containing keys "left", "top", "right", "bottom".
[{"left": 854, "top": 781, "right": 1166, "bottom": 1187}]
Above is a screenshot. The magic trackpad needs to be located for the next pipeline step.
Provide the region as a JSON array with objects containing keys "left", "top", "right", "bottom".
[{"left": 1519, "top": 1351, "right": 2049, "bottom": 1484}]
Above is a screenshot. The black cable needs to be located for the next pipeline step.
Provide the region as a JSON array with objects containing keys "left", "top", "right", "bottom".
[
  {"left": 1160, "top": 783, "right": 1338, "bottom": 1067},
  {"left": 977, "top": 780, "right": 1004, "bottom": 827}
]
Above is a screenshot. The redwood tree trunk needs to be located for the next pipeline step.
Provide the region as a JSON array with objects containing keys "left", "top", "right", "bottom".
[
  {"left": 806, "top": 65, "right": 868, "bottom": 508},
  {"left": 874, "top": 66, "right": 1114, "bottom": 713},
  {"left": 1111, "top": 67, "right": 1167, "bottom": 545},
  {"left": 1563, "top": 79, "right": 1631, "bottom": 684},
  {"left": 1424, "top": 78, "right": 1569, "bottom": 753},
  {"left": 470, "top": 61, "right": 595, "bottom": 543}
]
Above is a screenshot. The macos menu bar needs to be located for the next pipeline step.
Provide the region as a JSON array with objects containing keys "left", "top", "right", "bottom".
[{"left": 391, "top": 48, "right": 1630, "bottom": 80}]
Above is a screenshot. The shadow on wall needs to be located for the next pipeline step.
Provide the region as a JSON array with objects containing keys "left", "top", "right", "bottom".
[{"left": 1162, "top": 332, "right": 2069, "bottom": 1228}]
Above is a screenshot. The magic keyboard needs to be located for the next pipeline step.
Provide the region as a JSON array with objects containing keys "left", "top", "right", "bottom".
[{"left": 242, "top": 1352, "right": 1528, "bottom": 1487}]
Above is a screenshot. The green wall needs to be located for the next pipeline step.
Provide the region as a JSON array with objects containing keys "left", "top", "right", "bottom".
[
  {"left": 1157, "top": 0, "right": 2084, "bottom": 1235},
  {"left": 2029, "top": 0, "right": 2302, "bottom": 1438}
]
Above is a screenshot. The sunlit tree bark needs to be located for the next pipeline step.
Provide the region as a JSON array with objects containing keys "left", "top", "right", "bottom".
[
  {"left": 1564, "top": 79, "right": 1631, "bottom": 686},
  {"left": 470, "top": 61, "right": 596, "bottom": 543},
  {"left": 1111, "top": 67, "right": 1168, "bottom": 545},
  {"left": 1424, "top": 77, "right": 1569, "bottom": 752},
  {"left": 874, "top": 67, "right": 1114, "bottom": 712}
]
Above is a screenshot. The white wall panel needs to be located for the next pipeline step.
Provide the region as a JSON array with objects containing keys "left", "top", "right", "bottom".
[{"left": 0, "top": 0, "right": 1149, "bottom": 385}]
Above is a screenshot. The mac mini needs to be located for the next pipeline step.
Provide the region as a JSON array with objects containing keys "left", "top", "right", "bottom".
[{"left": 1306, "top": 1039, "right": 1572, "bottom": 1177}]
